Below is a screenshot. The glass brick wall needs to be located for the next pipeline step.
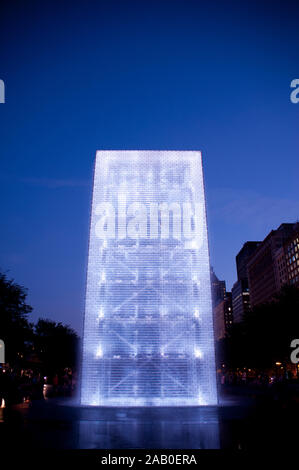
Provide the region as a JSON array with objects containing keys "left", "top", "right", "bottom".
[{"left": 81, "top": 151, "right": 217, "bottom": 406}]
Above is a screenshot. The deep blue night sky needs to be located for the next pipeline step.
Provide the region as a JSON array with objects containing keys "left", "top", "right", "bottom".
[{"left": 0, "top": 0, "right": 299, "bottom": 333}]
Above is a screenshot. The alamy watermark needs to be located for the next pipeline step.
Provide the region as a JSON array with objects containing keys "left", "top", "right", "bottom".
[
  {"left": 0, "top": 79, "right": 5, "bottom": 103},
  {"left": 0, "top": 340, "right": 5, "bottom": 363},
  {"left": 290, "top": 79, "right": 299, "bottom": 104},
  {"left": 290, "top": 339, "right": 299, "bottom": 364},
  {"left": 94, "top": 198, "right": 205, "bottom": 248}
]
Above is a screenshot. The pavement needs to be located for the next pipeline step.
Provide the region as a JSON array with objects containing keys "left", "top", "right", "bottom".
[{"left": 0, "top": 384, "right": 298, "bottom": 449}]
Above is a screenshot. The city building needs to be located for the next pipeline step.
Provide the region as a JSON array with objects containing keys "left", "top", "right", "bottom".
[
  {"left": 273, "top": 245, "right": 289, "bottom": 290},
  {"left": 236, "top": 241, "right": 261, "bottom": 280},
  {"left": 210, "top": 267, "right": 226, "bottom": 307},
  {"left": 224, "top": 292, "right": 233, "bottom": 333},
  {"left": 232, "top": 279, "right": 250, "bottom": 323},
  {"left": 232, "top": 241, "right": 261, "bottom": 322},
  {"left": 213, "top": 291, "right": 233, "bottom": 341},
  {"left": 211, "top": 268, "right": 233, "bottom": 339},
  {"left": 247, "top": 223, "right": 298, "bottom": 307},
  {"left": 281, "top": 223, "right": 299, "bottom": 288}
]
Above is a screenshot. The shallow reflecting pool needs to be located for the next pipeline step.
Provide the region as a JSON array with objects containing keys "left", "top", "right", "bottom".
[{"left": 77, "top": 406, "right": 220, "bottom": 448}]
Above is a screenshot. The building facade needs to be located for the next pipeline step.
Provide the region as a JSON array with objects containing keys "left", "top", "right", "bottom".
[
  {"left": 232, "top": 279, "right": 250, "bottom": 323},
  {"left": 210, "top": 267, "right": 226, "bottom": 307},
  {"left": 232, "top": 241, "right": 260, "bottom": 322},
  {"left": 282, "top": 224, "right": 299, "bottom": 288},
  {"left": 211, "top": 268, "right": 233, "bottom": 340},
  {"left": 247, "top": 223, "right": 298, "bottom": 307},
  {"left": 213, "top": 292, "right": 233, "bottom": 341}
]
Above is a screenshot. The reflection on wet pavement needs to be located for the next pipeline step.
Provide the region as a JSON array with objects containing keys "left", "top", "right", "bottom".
[
  {"left": 77, "top": 406, "right": 219, "bottom": 448},
  {"left": 1, "top": 387, "right": 298, "bottom": 450}
]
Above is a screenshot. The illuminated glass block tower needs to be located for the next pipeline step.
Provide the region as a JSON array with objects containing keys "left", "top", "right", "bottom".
[{"left": 81, "top": 151, "right": 217, "bottom": 406}]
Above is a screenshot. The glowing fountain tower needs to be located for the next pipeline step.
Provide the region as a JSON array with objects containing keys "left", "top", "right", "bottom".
[{"left": 81, "top": 151, "right": 217, "bottom": 406}]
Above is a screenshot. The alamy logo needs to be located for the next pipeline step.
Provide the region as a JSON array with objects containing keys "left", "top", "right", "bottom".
[
  {"left": 0, "top": 80, "right": 5, "bottom": 103},
  {"left": 290, "top": 339, "right": 299, "bottom": 364},
  {"left": 290, "top": 79, "right": 299, "bottom": 104},
  {"left": 94, "top": 198, "right": 205, "bottom": 248},
  {"left": 0, "top": 340, "right": 5, "bottom": 363}
]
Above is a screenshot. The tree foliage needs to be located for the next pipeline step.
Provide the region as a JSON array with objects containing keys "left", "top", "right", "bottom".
[
  {"left": 0, "top": 272, "right": 79, "bottom": 372},
  {"left": 0, "top": 272, "right": 33, "bottom": 363},
  {"left": 218, "top": 285, "right": 299, "bottom": 369},
  {"left": 34, "top": 319, "right": 79, "bottom": 373}
]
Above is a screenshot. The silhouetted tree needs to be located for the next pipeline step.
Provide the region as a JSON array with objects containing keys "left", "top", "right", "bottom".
[
  {"left": 0, "top": 271, "right": 80, "bottom": 374},
  {"left": 0, "top": 272, "right": 34, "bottom": 364},
  {"left": 34, "top": 319, "right": 79, "bottom": 375},
  {"left": 219, "top": 285, "right": 299, "bottom": 370}
]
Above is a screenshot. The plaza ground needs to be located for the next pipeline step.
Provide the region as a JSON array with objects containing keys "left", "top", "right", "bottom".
[{"left": 0, "top": 383, "right": 298, "bottom": 450}]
